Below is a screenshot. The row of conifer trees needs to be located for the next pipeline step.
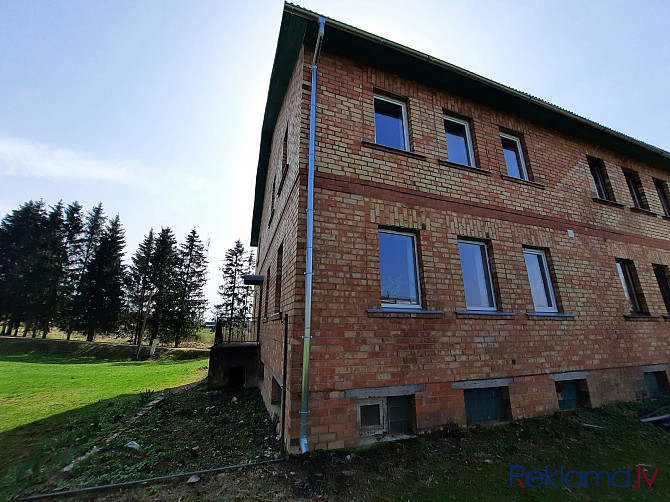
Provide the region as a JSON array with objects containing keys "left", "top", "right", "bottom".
[{"left": 0, "top": 200, "right": 208, "bottom": 347}]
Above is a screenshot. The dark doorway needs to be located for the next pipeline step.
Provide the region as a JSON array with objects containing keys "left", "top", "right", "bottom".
[{"left": 228, "top": 366, "right": 245, "bottom": 390}]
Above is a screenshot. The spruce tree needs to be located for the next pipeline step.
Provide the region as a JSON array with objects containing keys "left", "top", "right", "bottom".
[
  {"left": 148, "top": 227, "right": 180, "bottom": 345},
  {"left": 69, "top": 203, "right": 106, "bottom": 337},
  {"left": 0, "top": 201, "right": 48, "bottom": 336},
  {"left": 217, "top": 239, "right": 254, "bottom": 341},
  {"left": 127, "top": 229, "right": 155, "bottom": 345},
  {"left": 58, "top": 202, "right": 85, "bottom": 337},
  {"left": 79, "top": 215, "right": 126, "bottom": 341},
  {"left": 173, "top": 228, "right": 208, "bottom": 347}
]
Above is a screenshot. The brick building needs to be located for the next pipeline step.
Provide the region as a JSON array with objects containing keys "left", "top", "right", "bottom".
[{"left": 249, "top": 4, "right": 670, "bottom": 451}]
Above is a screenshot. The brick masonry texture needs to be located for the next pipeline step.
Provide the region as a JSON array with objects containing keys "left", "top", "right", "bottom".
[{"left": 254, "top": 43, "right": 670, "bottom": 451}]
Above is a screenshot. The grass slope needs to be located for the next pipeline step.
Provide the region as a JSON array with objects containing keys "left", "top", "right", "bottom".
[
  {"left": 0, "top": 337, "right": 208, "bottom": 432},
  {"left": 0, "top": 337, "right": 211, "bottom": 500}
]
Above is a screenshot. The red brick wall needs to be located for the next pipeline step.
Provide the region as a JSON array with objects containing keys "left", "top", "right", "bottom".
[{"left": 255, "top": 45, "right": 670, "bottom": 451}]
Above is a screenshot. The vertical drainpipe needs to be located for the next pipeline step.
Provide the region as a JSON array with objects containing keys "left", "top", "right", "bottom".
[{"left": 299, "top": 15, "right": 325, "bottom": 454}]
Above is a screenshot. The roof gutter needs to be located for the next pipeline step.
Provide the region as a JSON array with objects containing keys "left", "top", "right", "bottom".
[{"left": 299, "top": 15, "right": 325, "bottom": 454}]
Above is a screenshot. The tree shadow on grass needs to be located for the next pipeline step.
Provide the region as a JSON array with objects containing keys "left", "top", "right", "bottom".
[
  {"left": 0, "top": 391, "right": 146, "bottom": 501},
  {"left": 1, "top": 384, "right": 275, "bottom": 502}
]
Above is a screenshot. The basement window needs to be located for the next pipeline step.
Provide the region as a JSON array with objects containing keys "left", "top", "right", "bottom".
[
  {"left": 271, "top": 377, "right": 282, "bottom": 406},
  {"left": 555, "top": 380, "right": 590, "bottom": 410},
  {"left": 464, "top": 387, "right": 511, "bottom": 423},
  {"left": 374, "top": 95, "right": 409, "bottom": 151},
  {"left": 644, "top": 371, "right": 670, "bottom": 398},
  {"left": 358, "top": 396, "right": 413, "bottom": 436}
]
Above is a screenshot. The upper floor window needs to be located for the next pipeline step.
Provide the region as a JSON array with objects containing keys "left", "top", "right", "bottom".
[
  {"left": 654, "top": 178, "right": 670, "bottom": 217},
  {"left": 615, "top": 259, "right": 646, "bottom": 314},
  {"left": 378, "top": 230, "right": 421, "bottom": 308},
  {"left": 501, "top": 133, "right": 528, "bottom": 180},
  {"left": 274, "top": 244, "right": 283, "bottom": 314},
  {"left": 458, "top": 240, "right": 495, "bottom": 310},
  {"left": 587, "top": 156, "right": 615, "bottom": 201},
  {"left": 374, "top": 96, "right": 409, "bottom": 151},
  {"left": 623, "top": 169, "right": 648, "bottom": 209},
  {"left": 523, "top": 248, "right": 557, "bottom": 312},
  {"left": 278, "top": 126, "right": 289, "bottom": 195},
  {"left": 653, "top": 264, "right": 670, "bottom": 315},
  {"left": 444, "top": 116, "right": 475, "bottom": 167}
]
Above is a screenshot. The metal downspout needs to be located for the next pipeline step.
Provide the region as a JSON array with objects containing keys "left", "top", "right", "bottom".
[{"left": 299, "top": 15, "right": 325, "bottom": 454}]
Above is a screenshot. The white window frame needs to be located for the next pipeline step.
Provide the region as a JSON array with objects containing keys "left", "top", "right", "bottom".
[
  {"left": 523, "top": 248, "right": 558, "bottom": 313},
  {"left": 379, "top": 229, "right": 422, "bottom": 310},
  {"left": 500, "top": 133, "right": 528, "bottom": 180},
  {"left": 458, "top": 239, "right": 496, "bottom": 311},
  {"left": 616, "top": 259, "right": 643, "bottom": 314},
  {"left": 374, "top": 95, "right": 410, "bottom": 152},
  {"left": 444, "top": 115, "right": 476, "bottom": 167},
  {"left": 358, "top": 398, "right": 387, "bottom": 436}
]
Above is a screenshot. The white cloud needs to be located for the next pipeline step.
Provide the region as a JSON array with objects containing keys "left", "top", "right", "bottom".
[{"left": 0, "top": 135, "right": 204, "bottom": 193}]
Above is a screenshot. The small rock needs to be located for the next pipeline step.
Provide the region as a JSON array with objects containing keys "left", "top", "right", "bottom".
[
  {"left": 232, "top": 396, "right": 238, "bottom": 403},
  {"left": 186, "top": 475, "right": 200, "bottom": 484},
  {"left": 125, "top": 441, "right": 141, "bottom": 450}
]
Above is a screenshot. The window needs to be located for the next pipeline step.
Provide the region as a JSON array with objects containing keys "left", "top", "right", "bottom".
[
  {"left": 358, "top": 396, "right": 413, "bottom": 436},
  {"left": 644, "top": 371, "right": 669, "bottom": 398},
  {"left": 444, "top": 116, "right": 475, "bottom": 167},
  {"left": 358, "top": 398, "right": 386, "bottom": 436},
  {"left": 269, "top": 178, "right": 276, "bottom": 225},
  {"left": 615, "top": 259, "right": 646, "bottom": 314},
  {"left": 274, "top": 244, "right": 283, "bottom": 314},
  {"left": 374, "top": 95, "right": 409, "bottom": 151},
  {"left": 458, "top": 240, "right": 496, "bottom": 310},
  {"left": 555, "top": 380, "right": 590, "bottom": 410},
  {"left": 500, "top": 133, "right": 528, "bottom": 180},
  {"left": 587, "top": 156, "right": 614, "bottom": 201},
  {"left": 464, "top": 387, "right": 510, "bottom": 423},
  {"left": 523, "top": 249, "right": 557, "bottom": 312},
  {"left": 378, "top": 230, "right": 421, "bottom": 308},
  {"left": 623, "top": 169, "right": 648, "bottom": 209},
  {"left": 654, "top": 179, "right": 670, "bottom": 217},
  {"left": 653, "top": 264, "right": 670, "bottom": 314},
  {"left": 278, "top": 126, "right": 289, "bottom": 194}
]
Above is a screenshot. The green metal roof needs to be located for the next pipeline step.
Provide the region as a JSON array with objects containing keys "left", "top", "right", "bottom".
[{"left": 250, "top": 3, "right": 670, "bottom": 246}]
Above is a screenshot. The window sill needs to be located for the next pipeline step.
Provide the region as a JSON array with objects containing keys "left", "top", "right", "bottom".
[
  {"left": 361, "top": 140, "right": 427, "bottom": 160},
  {"left": 500, "top": 174, "right": 545, "bottom": 189},
  {"left": 269, "top": 312, "right": 283, "bottom": 321},
  {"left": 366, "top": 308, "right": 444, "bottom": 318},
  {"left": 623, "top": 313, "right": 664, "bottom": 321},
  {"left": 455, "top": 310, "right": 516, "bottom": 317},
  {"left": 592, "top": 197, "right": 625, "bottom": 208},
  {"left": 526, "top": 312, "right": 576, "bottom": 319},
  {"left": 436, "top": 158, "right": 492, "bottom": 176},
  {"left": 262, "top": 317, "right": 269, "bottom": 324},
  {"left": 630, "top": 207, "right": 658, "bottom": 217}
]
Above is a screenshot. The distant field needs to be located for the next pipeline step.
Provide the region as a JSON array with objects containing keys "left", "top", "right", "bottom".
[{"left": 0, "top": 337, "right": 209, "bottom": 432}]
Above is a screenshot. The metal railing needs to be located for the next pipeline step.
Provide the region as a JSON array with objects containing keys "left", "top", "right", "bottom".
[{"left": 214, "top": 317, "right": 258, "bottom": 344}]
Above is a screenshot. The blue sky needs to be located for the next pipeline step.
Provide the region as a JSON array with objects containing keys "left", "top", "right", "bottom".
[{"left": 1, "top": 0, "right": 669, "bottom": 312}]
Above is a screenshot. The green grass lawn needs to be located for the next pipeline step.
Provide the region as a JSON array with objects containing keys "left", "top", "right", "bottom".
[
  {"left": 0, "top": 337, "right": 210, "bottom": 500},
  {"left": 0, "top": 338, "right": 208, "bottom": 433}
]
